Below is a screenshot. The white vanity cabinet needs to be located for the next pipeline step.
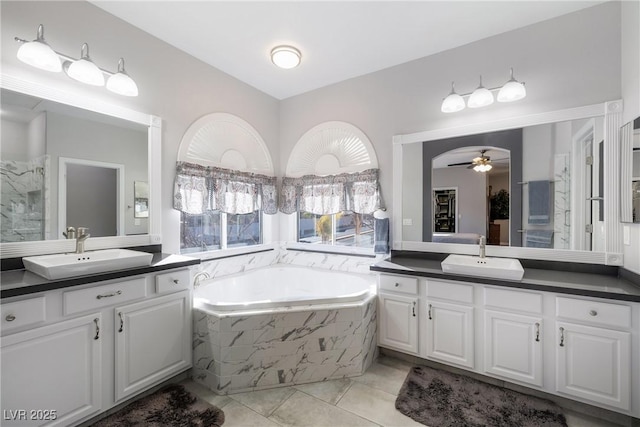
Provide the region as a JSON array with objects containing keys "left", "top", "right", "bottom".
[
  {"left": 375, "top": 272, "right": 640, "bottom": 418},
  {"left": 425, "top": 279, "right": 475, "bottom": 369},
  {"left": 555, "top": 296, "right": 632, "bottom": 411},
  {"left": 378, "top": 274, "right": 419, "bottom": 354},
  {"left": 483, "top": 287, "right": 544, "bottom": 387},
  {"left": 115, "top": 290, "right": 191, "bottom": 401},
  {"left": 0, "top": 267, "right": 193, "bottom": 426},
  {"left": 1, "top": 314, "right": 102, "bottom": 427}
]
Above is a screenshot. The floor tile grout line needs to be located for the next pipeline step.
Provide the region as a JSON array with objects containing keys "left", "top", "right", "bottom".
[
  {"left": 332, "top": 380, "right": 355, "bottom": 406},
  {"left": 264, "top": 387, "right": 297, "bottom": 418}
]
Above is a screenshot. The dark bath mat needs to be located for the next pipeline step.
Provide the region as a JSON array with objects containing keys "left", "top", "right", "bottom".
[
  {"left": 395, "top": 366, "right": 567, "bottom": 427},
  {"left": 92, "top": 384, "right": 224, "bottom": 426}
]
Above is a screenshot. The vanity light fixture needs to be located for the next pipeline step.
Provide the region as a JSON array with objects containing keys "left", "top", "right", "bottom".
[
  {"left": 64, "top": 43, "right": 104, "bottom": 86},
  {"left": 270, "top": 45, "right": 301, "bottom": 69},
  {"left": 441, "top": 68, "right": 526, "bottom": 113},
  {"left": 15, "top": 24, "right": 139, "bottom": 96}
]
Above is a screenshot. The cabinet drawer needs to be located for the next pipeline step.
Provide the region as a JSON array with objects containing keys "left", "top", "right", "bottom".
[
  {"left": 156, "top": 269, "right": 190, "bottom": 294},
  {"left": 556, "top": 297, "right": 631, "bottom": 329},
  {"left": 484, "top": 287, "right": 542, "bottom": 314},
  {"left": 379, "top": 275, "right": 418, "bottom": 295},
  {"left": 1, "top": 296, "right": 46, "bottom": 332},
  {"left": 427, "top": 279, "right": 473, "bottom": 304},
  {"left": 64, "top": 277, "right": 147, "bottom": 316}
]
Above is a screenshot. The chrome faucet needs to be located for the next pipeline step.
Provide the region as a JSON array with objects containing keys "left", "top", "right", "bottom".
[
  {"left": 479, "top": 235, "right": 486, "bottom": 259},
  {"left": 75, "top": 227, "right": 90, "bottom": 254}
]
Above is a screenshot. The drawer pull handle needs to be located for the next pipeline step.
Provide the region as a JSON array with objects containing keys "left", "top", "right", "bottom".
[
  {"left": 173, "top": 279, "right": 180, "bottom": 284},
  {"left": 96, "top": 290, "right": 122, "bottom": 300},
  {"left": 118, "top": 312, "right": 124, "bottom": 333},
  {"left": 428, "top": 304, "right": 432, "bottom": 320},
  {"left": 5, "top": 314, "right": 16, "bottom": 322},
  {"left": 559, "top": 327, "right": 565, "bottom": 347},
  {"left": 535, "top": 323, "right": 540, "bottom": 342},
  {"left": 412, "top": 301, "right": 416, "bottom": 317},
  {"left": 589, "top": 310, "right": 598, "bottom": 316},
  {"left": 395, "top": 283, "right": 400, "bottom": 287},
  {"left": 94, "top": 318, "right": 100, "bottom": 340}
]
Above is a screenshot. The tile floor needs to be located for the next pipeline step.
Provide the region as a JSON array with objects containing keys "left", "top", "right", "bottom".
[{"left": 182, "top": 355, "right": 628, "bottom": 427}]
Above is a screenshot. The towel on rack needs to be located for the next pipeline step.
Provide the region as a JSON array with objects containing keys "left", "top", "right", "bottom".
[
  {"left": 525, "top": 230, "right": 554, "bottom": 248},
  {"left": 528, "top": 180, "right": 551, "bottom": 224},
  {"left": 374, "top": 218, "right": 389, "bottom": 254}
]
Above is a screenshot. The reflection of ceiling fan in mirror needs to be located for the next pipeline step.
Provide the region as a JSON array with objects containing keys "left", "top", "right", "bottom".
[{"left": 447, "top": 149, "right": 507, "bottom": 172}]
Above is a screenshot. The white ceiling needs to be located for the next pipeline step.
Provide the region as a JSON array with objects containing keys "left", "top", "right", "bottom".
[{"left": 92, "top": 1, "right": 604, "bottom": 100}]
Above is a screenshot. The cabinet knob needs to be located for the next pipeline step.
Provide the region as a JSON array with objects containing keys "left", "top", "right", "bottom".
[
  {"left": 5, "top": 314, "right": 16, "bottom": 322},
  {"left": 173, "top": 279, "right": 179, "bottom": 284},
  {"left": 395, "top": 283, "right": 399, "bottom": 287},
  {"left": 589, "top": 310, "right": 597, "bottom": 316}
]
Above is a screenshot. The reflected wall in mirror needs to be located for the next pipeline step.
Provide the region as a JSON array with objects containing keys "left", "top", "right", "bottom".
[
  {"left": 402, "top": 116, "right": 605, "bottom": 251},
  {"left": 0, "top": 88, "right": 149, "bottom": 243},
  {"left": 620, "top": 116, "right": 640, "bottom": 223}
]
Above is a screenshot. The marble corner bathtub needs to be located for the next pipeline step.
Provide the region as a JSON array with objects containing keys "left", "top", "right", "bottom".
[{"left": 192, "top": 264, "right": 378, "bottom": 394}]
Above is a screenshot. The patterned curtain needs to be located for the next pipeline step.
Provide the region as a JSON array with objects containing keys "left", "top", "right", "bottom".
[
  {"left": 279, "top": 169, "right": 381, "bottom": 215},
  {"left": 173, "top": 162, "right": 277, "bottom": 215}
]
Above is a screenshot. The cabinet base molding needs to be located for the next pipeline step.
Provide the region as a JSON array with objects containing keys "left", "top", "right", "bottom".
[{"left": 379, "top": 347, "right": 639, "bottom": 427}]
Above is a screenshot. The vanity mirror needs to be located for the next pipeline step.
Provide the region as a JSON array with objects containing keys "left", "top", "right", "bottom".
[
  {"left": 0, "top": 75, "right": 161, "bottom": 258},
  {"left": 392, "top": 100, "right": 625, "bottom": 265},
  {"left": 620, "top": 116, "right": 640, "bottom": 223}
]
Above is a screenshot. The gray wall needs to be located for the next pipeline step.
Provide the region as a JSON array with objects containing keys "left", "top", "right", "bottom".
[
  {"left": 46, "top": 111, "right": 147, "bottom": 237},
  {"left": 1, "top": 0, "right": 280, "bottom": 253}
]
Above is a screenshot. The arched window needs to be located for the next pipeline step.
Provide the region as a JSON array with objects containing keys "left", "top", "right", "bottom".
[
  {"left": 174, "top": 113, "right": 275, "bottom": 253},
  {"left": 282, "top": 121, "right": 381, "bottom": 249}
]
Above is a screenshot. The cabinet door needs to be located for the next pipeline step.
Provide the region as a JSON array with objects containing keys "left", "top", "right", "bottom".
[
  {"left": 484, "top": 310, "right": 543, "bottom": 387},
  {"left": 556, "top": 321, "right": 630, "bottom": 410},
  {"left": 378, "top": 292, "right": 418, "bottom": 354},
  {"left": 1, "top": 314, "right": 102, "bottom": 427},
  {"left": 115, "top": 290, "right": 191, "bottom": 401},
  {"left": 426, "top": 300, "right": 474, "bottom": 369}
]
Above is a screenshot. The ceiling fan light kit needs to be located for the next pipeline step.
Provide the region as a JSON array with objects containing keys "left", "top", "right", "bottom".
[{"left": 441, "top": 68, "right": 526, "bottom": 113}]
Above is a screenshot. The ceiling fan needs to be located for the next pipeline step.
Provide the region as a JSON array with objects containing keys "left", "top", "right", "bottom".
[{"left": 447, "top": 149, "right": 494, "bottom": 171}]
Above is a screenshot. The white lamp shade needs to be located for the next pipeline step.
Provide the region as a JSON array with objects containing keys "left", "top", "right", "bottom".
[
  {"left": 468, "top": 87, "right": 494, "bottom": 108},
  {"left": 498, "top": 80, "right": 526, "bottom": 102},
  {"left": 441, "top": 93, "right": 465, "bottom": 113},
  {"left": 473, "top": 163, "right": 492, "bottom": 172},
  {"left": 17, "top": 41, "right": 61, "bottom": 72},
  {"left": 66, "top": 58, "right": 105, "bottom": 86},
  {"left": 107, "top": 72, "right": 138, "bottom": 96},
  {"left": 271, "top": 46, "right": 301, "bottom": 69}
]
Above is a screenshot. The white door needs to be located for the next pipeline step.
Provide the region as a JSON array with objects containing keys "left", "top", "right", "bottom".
[
  {"left": 114, "top": 291, "right": 191, "bottom": 402},
  {"left": 484, "top": 310, "right": 543, "bottom": 387},
  {"left": 426, "top": 300, "right": 474, "bottom": 369},
  {"left": 1, "top": 314, "right": 102, "bottom": 427},
  {"left": 556, "top": 322, "right": 631, "bottom": 410},
  {"left": 378, "top": 292, "right": 419, "bottom": 354}
]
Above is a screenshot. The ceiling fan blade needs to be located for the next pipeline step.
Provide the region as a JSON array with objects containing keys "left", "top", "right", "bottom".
[{"left": 447, "top": 161, "right": 473, "bottom": 167}]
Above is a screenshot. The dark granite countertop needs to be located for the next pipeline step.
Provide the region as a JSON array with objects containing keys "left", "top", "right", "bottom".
[
  {"left": 0, "top": 253, "right": 200, "bottom": 299},
  {"left": 371, "top": 256, "right": 640, "bottom": 303}
]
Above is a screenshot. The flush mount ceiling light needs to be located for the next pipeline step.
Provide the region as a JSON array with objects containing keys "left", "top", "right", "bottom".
[
  {"left": 270, "top": 45, "right": 301, "bottom": 69},
  {"left": 15, "top": 24, "right": 138, "bottom": 96},
  {"left": 441, "top": 68, "right": 526, "bottom": 113}
]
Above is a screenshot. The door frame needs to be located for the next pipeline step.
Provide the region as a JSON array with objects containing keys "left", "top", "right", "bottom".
[{"left": 58, "top": 157, "right": 125, "bottom": 238}]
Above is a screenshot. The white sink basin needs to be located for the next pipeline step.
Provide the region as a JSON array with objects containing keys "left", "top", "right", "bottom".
[
  {"left": 23, "top": 249, "right": 154, "bottom": 280},
  {"left": 441, "top": 254, "right": 524, "bottom": 281}
]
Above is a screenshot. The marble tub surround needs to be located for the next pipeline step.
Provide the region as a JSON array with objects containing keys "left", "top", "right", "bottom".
[
  {"left": 196, "top": 242, "right": 383, "bottom": 286},
  {"left": 192, "top": 296, "right": 377, "bottom": 395}
]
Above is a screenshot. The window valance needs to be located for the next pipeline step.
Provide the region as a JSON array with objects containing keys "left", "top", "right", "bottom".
[
  {"left": 279, "top": 168, "right": 381, "bottom": 215},
  {"left": 173, "top": 161, "right": 277, "bottom": 215}
]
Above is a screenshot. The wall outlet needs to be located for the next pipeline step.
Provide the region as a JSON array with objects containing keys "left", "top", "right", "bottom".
[
  {"left": 402, "top": 218, "right": 413, "bottom": 226},
  {"left": 150, "top": 234, "right": 162, "bottom": 243}
]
